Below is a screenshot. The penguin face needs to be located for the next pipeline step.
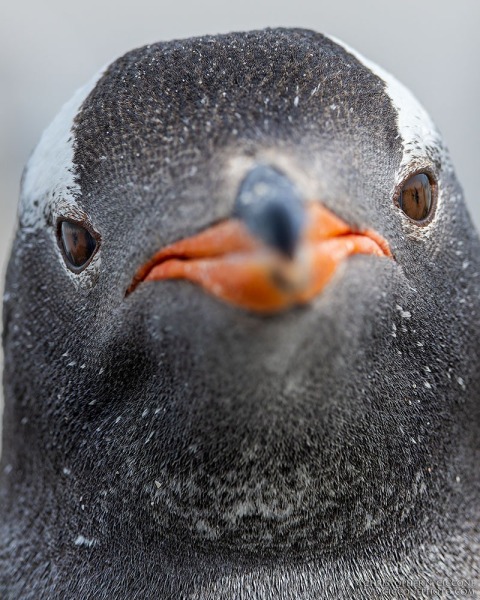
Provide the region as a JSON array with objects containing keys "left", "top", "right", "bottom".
[{"left": 4, "top": 29, "right": 480, "bottom": 556}]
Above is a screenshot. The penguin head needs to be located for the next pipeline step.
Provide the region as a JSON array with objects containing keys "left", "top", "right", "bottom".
[{"left": 3, "top": 29, "right": 479, "bottom": 558}]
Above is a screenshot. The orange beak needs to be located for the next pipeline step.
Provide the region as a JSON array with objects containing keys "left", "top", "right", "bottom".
[{"left": 128, "top": 203, "right": 392, "bottom": 313}]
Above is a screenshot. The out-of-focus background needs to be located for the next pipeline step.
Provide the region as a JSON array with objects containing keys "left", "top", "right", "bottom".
[{"left": 1, "top": 0, "right": 479, "bottom": 411}]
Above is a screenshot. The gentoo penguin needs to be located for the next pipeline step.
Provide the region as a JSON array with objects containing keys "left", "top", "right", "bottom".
[{"left": 1, "top": 28, "right": 479, "bottom": 599}]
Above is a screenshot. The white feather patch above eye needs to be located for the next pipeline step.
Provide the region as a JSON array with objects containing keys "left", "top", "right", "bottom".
[
  {"left": 326, "top": 35, "right": 450, "bottom": 182},
  {"left": 20, "top": 66, "right": 107, "bottom": 230}
]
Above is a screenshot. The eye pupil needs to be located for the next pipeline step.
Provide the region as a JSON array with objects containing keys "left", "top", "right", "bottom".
[
  {"left": 398, "top": 173, "right": 433, "bottom": 222},
  {"left": 59, "top": 221, "right": 98, "bottom": 271}
]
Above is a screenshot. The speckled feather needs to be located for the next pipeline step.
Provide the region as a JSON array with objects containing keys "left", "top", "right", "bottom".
[{"left": 1, "top": 28, "right": 479, "bottom": 599}]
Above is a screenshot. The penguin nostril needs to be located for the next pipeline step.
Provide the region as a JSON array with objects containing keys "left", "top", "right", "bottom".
[{"left": 233, "top": 164, "right": 305, "bottom": 258}]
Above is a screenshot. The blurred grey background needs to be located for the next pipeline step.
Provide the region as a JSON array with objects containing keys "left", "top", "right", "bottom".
[{"left": 1, "top": 0, "right": 479, "bottom": 413}]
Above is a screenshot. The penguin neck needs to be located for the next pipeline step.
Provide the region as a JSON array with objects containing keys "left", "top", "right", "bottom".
[
  {"left": 1, "top": 383, "right": 479, "bottom": 595},
  {"left": 1, "top": 393, "right": 477, "bottom": 557}
]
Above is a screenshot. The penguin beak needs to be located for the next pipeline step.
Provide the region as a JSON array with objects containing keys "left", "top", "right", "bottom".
[{"left": 128, "top": 198, "right": 392, "bottom": 313}]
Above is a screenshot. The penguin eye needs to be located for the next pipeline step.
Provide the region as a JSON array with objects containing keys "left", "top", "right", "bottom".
[
  {"left": 58, "top": 220, "right": 98, "bottom": 272},
  {"left": 398, "top": 173, "right": 433, "bottom": 222}
]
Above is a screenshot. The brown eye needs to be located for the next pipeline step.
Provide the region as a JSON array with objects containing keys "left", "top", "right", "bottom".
[
  {"left": 59, "top": 220, "right": 98, "bottom": 271},
  {"left": 398, "top": 173, "right": 433, "bottom": 222}
]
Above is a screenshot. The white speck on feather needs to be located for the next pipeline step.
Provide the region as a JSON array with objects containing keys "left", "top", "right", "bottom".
[
  {"left": 74, "top": 535, "right": 97, "bottom": 548},
  {"left": 395, "top": 305, "right": 411, "bottom": 318},
  {"left": 293, "top": 96, "right": 299, "bottom": 107}
]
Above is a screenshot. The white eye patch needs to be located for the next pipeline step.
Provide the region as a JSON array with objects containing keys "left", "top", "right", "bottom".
[
  {"left": 19, "top": 65, "right": 108, "bottom": 288},
  {"left": 19, "top": 66, "right": 107, "bottom": 231},
  {"left": 326, "top": 34, "right": 450, "bottom": 183}
]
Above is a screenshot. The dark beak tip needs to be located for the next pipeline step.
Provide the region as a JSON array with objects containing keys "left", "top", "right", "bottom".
[{"left": 234, "top": 164, "right": 305, "bottom": 258}]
